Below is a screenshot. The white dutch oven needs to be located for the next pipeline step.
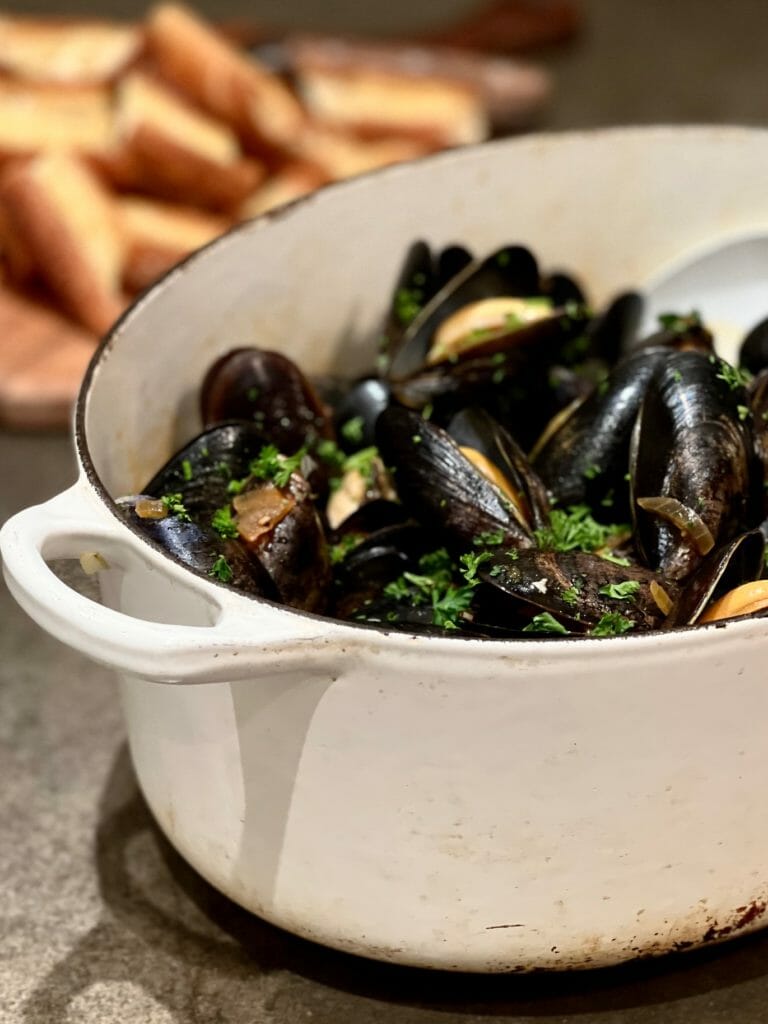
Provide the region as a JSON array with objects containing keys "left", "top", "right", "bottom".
[{"left": 4, "top": 126, "right": 768, "bottom": 973}]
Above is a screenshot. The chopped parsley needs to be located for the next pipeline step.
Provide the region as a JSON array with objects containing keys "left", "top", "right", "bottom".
[
  {"left": 561, "top": 584, "right": 581, "bottom": 606},
  {"left": 211, "top": 505, "right": 238, "bottom": 539},
  {"left": 598, "top": 580, "right": 640, "bottom": 601},
  {"left": 249, "top": 444, "right": 306, "bottom": 488},
  {"left": 522, "top": 612, "right": 569, "bottom": 635},
  {"left": 161, "top": 492, "right": 190, "bottom": 521},
  {"left": 534, "top": 504, "right": 629, "bottom": 555},
  {"left": 394, "top": 285, "right": 425, "bottom": 326},
  {"left": 246, "top": 386, "right": 260, "bottom": 402},
  {"left": 209, "top": 555, "right": 233, "bottom": 583},
  {"left": 713, "top": 358, "right": 752, "bottom": 391},
  {"left": 737, "top": 404, "right": 751, "bottom": 422},
  {"left": 473, "top": 528, "right": 506, "bottom": 547},
  {"left": 329, "top": 533, "right": 364, "bottom": 565},
  {"left": 181, "top": 459, "right": 193, "bottom": 482},
  {"left": 381, "top": 547, "right": 481, "bottom": 630},
  {"left": 583, "top": 463, "right": 601, "bottom": 480},
  {"left": 658, "top": 310, "right": 702, "bottom": 334},
  {"left": 341, "top": 416, "right": 365, "bottom": 445},
  {"left": 589, "top": 612, "right": 634, "bottom": 636},
  {"left": 343, "top": 446, "right": 380, "bottom": 487},
  {"left": 315, "top": 438, "right": 347, "bottom": 472}
]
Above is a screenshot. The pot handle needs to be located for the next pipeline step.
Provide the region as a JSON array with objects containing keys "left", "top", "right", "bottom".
[{"left": 0, "top": 481, "right": 354, "bottom": 684}]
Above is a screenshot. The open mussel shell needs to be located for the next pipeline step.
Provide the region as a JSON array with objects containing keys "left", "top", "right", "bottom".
[
  {"left": 143, "top": 422, "right": 269, "bottom": 518},
  {"left": 116, "top": 497, "right": 273, "bottom": 598},
  {"left": 200, "top": 347, "right": 333, "bottom": 451},
  {"left": 387, "top": 244, "right": 541, "bottom": 381},
  {"left": 628, "top": 312, "right": 715, "bottom": 357},
  {"left": 447, "top": 406, "right": 550, "bottom": 531},
  {"left": 379, "top": 240, "right": 437, "bottom": 368},
  {"left": 478, "top": 549, "right": 677, "bottom": 633},
  {"left": 436, "top": 244, "right": 474, "bottom": 289},
  {"left": 541, "top": 270, "right": 587, "bottom": 309},
  {"left": 376, "top": 406, "right": 534, "bottom": 548},
  {"left": 663, "top": 529, "right": 765, "bottom": 628},
  {"left": 532, "top": 346, "right": 670, "bottom": 522},
  {"left": 630, "top": 351, "right": 754, "bottom": 581}
]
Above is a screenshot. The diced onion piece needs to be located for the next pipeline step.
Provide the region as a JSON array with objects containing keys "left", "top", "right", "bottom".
[
  {"left": 135, "top": 497, "right": 168, "bottom": 519},
  {"left": 459, "top": 445, "right": 529, "bottom": 526},
  {"left": 233, "top": 483, "right": 295, "bottom": 544},
  {"left": 636, "top": 496, "right": 715, "bottom": 555},
  {"left": 428, "top": 296, "right": 552, "bottom": 366},
  {"left": 649, "top": 580, "right": 673, "bottom": 616},
  {"left": 79, "top": 550, "right": 109, "bottom": 575},
  {"left": 699, "top": 580, "right": 768, "bottom": 624}
]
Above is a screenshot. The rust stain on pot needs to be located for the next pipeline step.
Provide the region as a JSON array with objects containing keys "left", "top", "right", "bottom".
[{"left": 702, "top": 899, "right": 768, "bottom": 942}]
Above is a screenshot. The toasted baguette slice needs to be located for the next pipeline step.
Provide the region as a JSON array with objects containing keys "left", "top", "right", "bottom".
[
  {"left": 0, "top": 282, "right": 96, "bottom": 429},
  {"left": 0, "top": 81, "right": 113, "bottom": 160},
  {"left": 237, "top": 163, "right": 327, "bottom": 219},
  {"left": 291, "top": 126, "right": 430, "bottom": 182},
  {"left": 118, "top": 195, "right": 229, "bottom": 290},
  {"left": 108, "top": 71, "right": 265, "bottom": 210},
  {"left": 0, "top": 17, "right": 142, "bottom": 84},
  {"left": 145, "top": 3, "right": 305, "bottom": 152},
  {"left": 295, "top": 63, "right": 488, "bottom": 148},
  {"left": 0, "top": 153, "right": 125, "bottom": 335}
]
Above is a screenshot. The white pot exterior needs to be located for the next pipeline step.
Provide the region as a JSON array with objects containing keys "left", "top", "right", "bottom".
[{"left": 4, "top": 126, "right": 768, "bottom": 971}]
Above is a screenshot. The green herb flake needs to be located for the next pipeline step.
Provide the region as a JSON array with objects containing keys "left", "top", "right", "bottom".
[
  {"left": 600, "top": 552, "right": 631, "bottom": 566},
  {"left": 208, "top": 555, "right": 233, "bottom": 583},
  {"left": 341, "top": 416, "right": 365, "bottom": 445},
  {"left": 658, "top": 310, "right": 702, "bottom": 334},
  {"left": 412, "top": 434, "right": 422, "bottom": 445},
  {"left": 394, "top": 286, "right": 424, "bottom": 326},
  {"left": 473, "top": 528, "right": 506, "bottom": 547},
  {"left": 671, "top": 369, "right": 683, "bottom": 384},
  {"left": 561, "top": 585, "right": 580, "bottom": 607},
  {"left": 161, "top": 492, "right": 190, "bottom": 521},
  {"left": 246, "top": 386, "right": 260, "bottom": 402},
  {"left": 589, "top": 612, "right": 634, "bottom": 636},
  {"left": 211, "top": 505, "right": 238, "bottom": 539},
  {"left": 534, "top": 504, "right": 629, "bottom": 555},
  {"left": 492, "top": 368, "right": 506, "bottom": 385},
  {"left": 330, "top": 533, "right": 364, "bottom": 565},
  {"left": 422, "top": 402, "right": 434, "bottom": 421},
  {"left": 522, "top": 612, "right": 569, "bottom": 635},
  {"left": 583, "top": 463, "right": 601, "bottom": 480},
  {"left": 715, "top": 359, "right": 753, "bottom": 391},
  {"left": 506, "top": 547, "right": 520, "bottom": 561},
  {"left": 249, "top": 444, "right": 306, "bottom": 488},
  {"left": 598, "top": 580, "right": 641, "bottom": 601},
  {"left": 737, "top": 404, "right": 751, "bottom": 422},
  {"left": 343, "top": 446, "right": 380, "bottom": 487},
  {"left": 181, "top": 459, "right": 193, "bottom": 482},
  {"left": 490, "top": 564, "right": 504, "bottom": 577},
  {"left": 459, "top": 550, "right": 493, "bottom": 583}
]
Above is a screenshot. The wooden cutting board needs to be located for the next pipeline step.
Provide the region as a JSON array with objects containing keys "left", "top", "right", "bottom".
[{"left": 0, "top": 285, "right": 97, "bottom": 430}]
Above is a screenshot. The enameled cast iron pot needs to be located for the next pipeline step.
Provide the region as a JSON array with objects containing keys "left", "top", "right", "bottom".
[{"left": 4, "top": 126, "right": 768, "bottom": 972}]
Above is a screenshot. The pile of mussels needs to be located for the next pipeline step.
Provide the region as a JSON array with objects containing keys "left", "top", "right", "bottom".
[{"left": 117, "top": 241, "right": 768, "bottom": 638}]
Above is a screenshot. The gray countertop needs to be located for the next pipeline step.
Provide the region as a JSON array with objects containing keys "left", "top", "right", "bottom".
[{"left": 4, "top": 1, "right": 768, "bottom": 1021}]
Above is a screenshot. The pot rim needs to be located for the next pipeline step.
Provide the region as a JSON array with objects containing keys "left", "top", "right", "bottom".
[{"left": 72, "top": 124, "right": 768, "bottom": 652}]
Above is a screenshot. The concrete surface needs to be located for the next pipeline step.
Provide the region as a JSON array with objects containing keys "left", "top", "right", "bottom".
[{"left": 5, "top": 1, "right": 768, "bottom": 1021}]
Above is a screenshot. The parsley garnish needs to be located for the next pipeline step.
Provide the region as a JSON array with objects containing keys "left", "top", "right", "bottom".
[
  {"left": 394, "top": 285, "right": 424, "bottom": 326},
  {"left": 459, "top": 550, "right": 493, "bottom": 582},
  {"left": 246, "top": 386, "right": 260, "bottom": 402},
  {"left": 181, "top": 459, "right": 193, "bottom": 482},
  {"left": 329, "top": 533, "right": 364, "bottom": 565},
  {"left": 534, "top": 505, "right": 629, "bottom": 554},
  {"left": 211, "top": 505, "right": 238, "bottom": 539},
  {"left": 343, "top": 446, "right": 380, "bottom": 487},
  {"left": 161, "top": 493, "right": 190, "bottom": 521},
  {"left": 522, "top": 612, "right": 569, "bottom": 635},
  {"left": 341, "top": 416, "right": 365, "bottom": 445},
  {"left": 598, "top": 580, "right": 640, "bottom": 601},
  {"left": 473, "top": 528, "right": 506, "bottom": 547},
  {"left": 209, "top": 555, "right": 233, "bottom": 583},
  {"left": 249, "top": 444, "right": 306, "bottom": 488},
  {"left": 737, "top": 404, "right": 751, "bottom": 422},
  {"left": 583, "top": 464, "right": 601, "bottom": 480},
  {"left": 382, "top": 547, "right": 480, "bottom": 630},
  {"left": 589, "top": 612, "right": 634, "bottom": 636},
  {"left": 315, "top": 439, "right": 347, "bottom": 472},
  {"left": 561, "top": 584, "right": 580, "bottom": 606},
  {"left": 714, "top": 359, "right": 752, "bottom": 391},
  {"left": 658, "top": 311, "right": 701, "bottom": 334}
]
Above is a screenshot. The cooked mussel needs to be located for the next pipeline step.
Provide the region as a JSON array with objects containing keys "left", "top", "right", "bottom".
[
  {"left": 630, "top": 351, "right": 754, "bottom": 581},
  {"left": 200, "top": 347, "right": 333, "bottom": 451},
  {"left": 376, "top": 406, "right": 537, "bottom": 548}
]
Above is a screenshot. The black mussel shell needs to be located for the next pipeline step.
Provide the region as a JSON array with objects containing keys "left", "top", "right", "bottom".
[
  {"left": 436, "top": 244, "right": 474, "bottom": 289},
  {"left": 143, "top": 422, "right": 270, "bottom": 519},
  {"left": 542, "top": 270, "right": 587, "bottom": 309},
  {"left": 330, "top": 498, "right": 409, "bottom": 540},
  {"left": 664, "top": 529, "right": 765, "bottom": 628},
  {"left": 234, "top": 473, "right": 331, "bottom": 614},
  {"left": 748, "top": 368, "right": 768, "bottom": 516},
  {"left": 116, "top": 497, "right": 274, "bottom": 598},
  {"left": 532, "top": 346, "right": 671, "bottom": 522},
  {"left": 379, "top": 239, "right": 437, "bottom": 369},
  {"left": 478, "top": 548, "right": 676, "bottom": 633},
  {"left": 587, "top": 291, "right": 643, "bottom": 365},
  {"left": 739, "top": 316, "right": 768, "bottom": 375},
  {"left": 200, "top": 347, "right": 333, "bottom": 450},
  {"left": 334, "top": 378, "right": 391, "bottom": 451},
  {"left": 630, "top": 351, "right": 753, "bottom": 581},
  {"left": 629, "top": 312, "right": 715, "bottom": 357},
  {"left": 447, "top": 406, "right": 550, "bottom": 531},
  {"left": 376, "top": 406, "right": 533, "bottom": 548}
]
